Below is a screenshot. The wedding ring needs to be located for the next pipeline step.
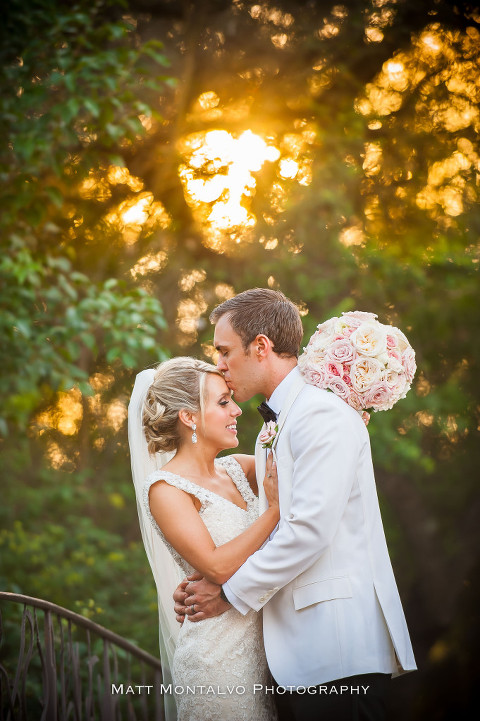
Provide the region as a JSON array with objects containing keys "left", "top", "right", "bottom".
[
  {"left": 192, "top": 604, "right": 195, "bottom": 614},
  {"left": 267, "top": 473, "right": 272, "bottom": 478}
]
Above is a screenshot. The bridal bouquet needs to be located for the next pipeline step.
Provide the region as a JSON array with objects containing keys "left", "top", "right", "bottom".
[{"left": 298, "top": 311, "right": 416, "bottom": 424}]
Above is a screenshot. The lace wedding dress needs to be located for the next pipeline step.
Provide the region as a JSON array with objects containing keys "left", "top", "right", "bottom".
[{"left": 143, "top": 455, "right": 277, "bottom": 721}]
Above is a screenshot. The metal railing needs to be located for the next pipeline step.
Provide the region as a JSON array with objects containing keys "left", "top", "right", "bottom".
[{"left": 0, "top": 592, "right": 167, "bottom": 721}]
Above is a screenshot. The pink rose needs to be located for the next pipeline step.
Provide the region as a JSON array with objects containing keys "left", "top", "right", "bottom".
[
  {"left": 326, "top": 361, "right": 343, "bottom": 377},
  {"left": 402, "top": 347, "right": 417, "bottom": 383},
  {"left": 341, "top": 310, "right": 378, "bottom": 328},
  {"left": 347, "top": 390, "right": 366, "bottom": 411},
  {"left": 259, "top": 421, "right": 278, "bottom": 448},
  {"left": 325, "top": 338, "right": 357, "bottom": 365},
  {"left": 386, "top": 334, "right": 398, "bottom": 350},
  {"left": 387, "top": 349, "right": 402, "bottom": 362},
  {"left": 326, "top": 376, "right": 351, "bottom": 400},
  {"left": 301, "top": 365, "right": 328, "bottom": 389},
  {"left": 363, "top": 381, "right": 393, "bottom": 411}
]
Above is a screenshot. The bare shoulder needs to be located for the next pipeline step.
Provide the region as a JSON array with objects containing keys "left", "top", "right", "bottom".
[
  {"left": 148, "top": 477, "right": 182, "bottom": 502},
  {"left": 148, "top": 476, "right": 201, "bottom": 512},
  {"left": 230, "top": 454, "right": 258, "bottom": 495}
]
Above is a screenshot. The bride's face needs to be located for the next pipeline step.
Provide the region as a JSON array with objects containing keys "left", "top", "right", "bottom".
[{"left": 199, "top": 374, "right": 242, "bottom": 450}]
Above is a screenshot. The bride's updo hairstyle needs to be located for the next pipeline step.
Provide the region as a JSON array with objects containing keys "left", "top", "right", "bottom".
[{"left": 143, "top": 357, "right": 223, "bottom": 455}]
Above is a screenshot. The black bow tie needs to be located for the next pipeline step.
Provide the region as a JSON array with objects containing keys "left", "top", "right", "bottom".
[{"left": 257, "top": 401, "right": 277, "bottom": 424}]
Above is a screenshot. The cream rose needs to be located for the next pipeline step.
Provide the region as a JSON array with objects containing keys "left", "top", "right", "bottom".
[
  {"left": 310, "top": 331, "right": 335, "bottom": 355},
  {"left": 316, "top": 317, "right": 338, "bottom": 335},
  {"left": 351, "top": 322, "right": 388, "bottom": 357},
  {"left": 334, "top": 317, "right": 353, "bottom": 335},
  {"left": 383, "top": 368, "right": 407, "bottom": 399},
  {"left": 386, "top": 355, "right": 404, "bottom": 374},
  {"left": 351, "top": 357, "right": 382, "bottom": 392},
  {"left": 391, "top": 326, "right": 410, "bottom": 352}
]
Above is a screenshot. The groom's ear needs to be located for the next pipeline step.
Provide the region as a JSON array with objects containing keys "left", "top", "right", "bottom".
[{"left": 254, "top": 334, "right": 273, "bottom": 359}]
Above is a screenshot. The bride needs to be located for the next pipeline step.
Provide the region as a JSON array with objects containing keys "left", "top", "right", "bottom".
[{"left": 128, "top": 357, "right": 279, "bottom": 721}]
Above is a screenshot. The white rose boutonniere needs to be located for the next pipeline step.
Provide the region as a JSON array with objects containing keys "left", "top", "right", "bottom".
[{"left": 259, "top": 421, "right": 278, "bottom": 449}]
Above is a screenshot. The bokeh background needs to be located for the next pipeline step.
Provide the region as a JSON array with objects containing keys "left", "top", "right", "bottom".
[{"left": 1, "top": 0, "right": 479, "bottom": 718}]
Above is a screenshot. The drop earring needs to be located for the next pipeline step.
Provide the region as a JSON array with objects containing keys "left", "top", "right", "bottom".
[{"left": 191, "top": 423, "right": 197, "bottom": 444}]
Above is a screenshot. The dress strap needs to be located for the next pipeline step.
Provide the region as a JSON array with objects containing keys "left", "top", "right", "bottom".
[
  {"left": 143, "top": 470, "right": 213, "bottom": 573},
  {"left": 145, "top": 469, "right": 213, "bottom": 507},
  {"left": 216, "top": 456, "right": 257, "bottom": 506}
]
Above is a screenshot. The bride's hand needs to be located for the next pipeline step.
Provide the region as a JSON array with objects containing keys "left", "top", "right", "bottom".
[{"left": 263, "top": 452, "right": 279, "bottom": 509}]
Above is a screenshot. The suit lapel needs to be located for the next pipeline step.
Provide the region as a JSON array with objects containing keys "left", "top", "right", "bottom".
[
  {"left": 255, "top": 433, "right": 268, "bottom": 513},
  {"left": 272, "top": 373, "right": 305, "bottom": 452}
]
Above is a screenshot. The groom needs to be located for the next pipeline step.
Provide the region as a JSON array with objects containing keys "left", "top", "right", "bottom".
[{"left": 174, "top": 288, "right": 416, "bottom": 720}]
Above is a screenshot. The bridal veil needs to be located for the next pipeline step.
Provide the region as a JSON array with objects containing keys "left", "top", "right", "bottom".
[{"left": 128, "top": 368, "right": 184, "bottom": 721}]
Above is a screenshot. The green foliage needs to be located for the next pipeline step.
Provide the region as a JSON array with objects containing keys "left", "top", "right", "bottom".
[
  {"left": 0, "top": 237, "right": 166, "bottom": 428},
  {"left": 0, "top": 0, "right": 172, "bottom": 432},
  {"left": 0, "top": 433, "right": 159, "bottom": 652},
  {"left": 0, "top": 518, "right": 157, "bottom": 651},
  {"left": 0, "top": 0, "right": 170, "bottom": 207}
]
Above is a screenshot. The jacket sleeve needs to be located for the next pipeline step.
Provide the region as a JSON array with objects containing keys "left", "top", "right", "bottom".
[{"left": 226, "top": 394, "right": 365, "bottom": 613}]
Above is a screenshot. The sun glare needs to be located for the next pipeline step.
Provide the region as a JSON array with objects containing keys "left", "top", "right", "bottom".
[{"left": 179, "top": 129, "right": 280, "bottom": 247}]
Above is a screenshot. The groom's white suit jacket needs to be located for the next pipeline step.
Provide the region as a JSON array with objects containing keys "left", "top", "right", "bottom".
[{"left": 224, "top": 367, "right": 416, "bottom": 688}]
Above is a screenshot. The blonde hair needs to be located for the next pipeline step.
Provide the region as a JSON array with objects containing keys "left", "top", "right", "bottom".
[{"left": 142, "top": 357, "right": 223, "bottom": 454}]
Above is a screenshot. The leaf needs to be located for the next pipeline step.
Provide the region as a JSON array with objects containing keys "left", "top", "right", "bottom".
[
  {"left": 0, "top": 417, "right": 9, "bottom": 437},
  {"left": 77, "top": 381, "right": 94, "bottom": 397},
  {"left": 14, "top": 320, "right": 31, "bottom": 338},
  {"left": 83, "top": 98, "right": 100, "bottom": 118},
  {"left": 140, "top": 336, "right": 156, "bottom": 350},
  {"left": 120, "top": 352, "right": 136, "bottom": 368},
  {"left": 105, "top": 123, "right": 124, "bottom": 141},
  {"left": 80, "top": 333, "right": 97, "bottom": 352},
  {"left": 106, "top": 347, "right": 122, "bottom": 363}
]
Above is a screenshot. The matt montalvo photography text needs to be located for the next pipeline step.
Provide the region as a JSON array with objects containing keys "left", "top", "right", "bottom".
[{"left": 111, "top": 683, "right": 372, "bottom": 696}]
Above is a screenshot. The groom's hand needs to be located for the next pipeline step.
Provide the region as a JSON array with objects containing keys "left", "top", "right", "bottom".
[
  {"left": 183, "top": 573, "right": 231, "bottom": 622},
  {"left": 173, "top": 577, "right": 192, "bottom": 624}
]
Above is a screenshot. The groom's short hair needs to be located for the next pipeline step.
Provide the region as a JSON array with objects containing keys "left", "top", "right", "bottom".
[{"left": 210, "top": 288, "right": 303, "bottom": 358}]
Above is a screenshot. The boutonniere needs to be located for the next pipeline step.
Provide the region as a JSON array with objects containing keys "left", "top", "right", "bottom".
[{"left": 259, "top": 421, "right": 278, "bottom": 449}]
